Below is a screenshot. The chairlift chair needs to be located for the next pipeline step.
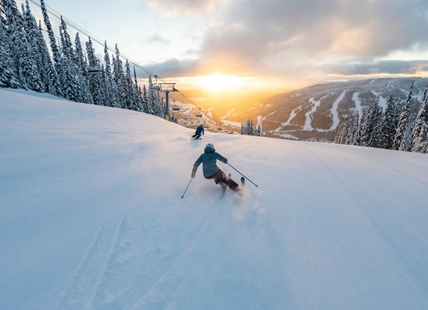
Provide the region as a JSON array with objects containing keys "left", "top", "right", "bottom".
[{"left": 87, "top": 66, "right": 102, "bottom": 74}]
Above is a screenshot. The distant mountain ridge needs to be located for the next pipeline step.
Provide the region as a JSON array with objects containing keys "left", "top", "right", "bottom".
[{"left": 218, "top": 77, "right": 428, "bottom": 141}]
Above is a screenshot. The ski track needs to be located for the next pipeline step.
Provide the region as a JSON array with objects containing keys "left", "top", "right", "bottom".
[
  {"left": 328, "top": 90, "right": 345, "bottom": 130},
  {"left": 304, "top": 93, "right": 330, "bottom": 131}
]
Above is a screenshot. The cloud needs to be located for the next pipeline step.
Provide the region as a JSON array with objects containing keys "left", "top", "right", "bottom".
[
  {"left": 322, "top": 60, "right": 428, "bottom": 76},
  {"left": 195, "top": 1, "right": 428, "bottom": 78},
  {"left": 143, "top": 1, "right": 428, "bottom": 87},
  {"left": 147, "top": 0, "right": 227, "bottom": 17},
  {"left": 145, "top": 34, "right": 170, "bottom": 46},
  {"left": 144, "top": 58, "right": 199, "bottom": 78}
]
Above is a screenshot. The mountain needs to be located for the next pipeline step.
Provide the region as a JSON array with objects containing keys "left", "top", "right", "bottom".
[
  {"left": 201, "top": 78, "right": 428, "bottom": 141},
  {"left": 1, "top": 88, "right": 428, "bottom": 309}
]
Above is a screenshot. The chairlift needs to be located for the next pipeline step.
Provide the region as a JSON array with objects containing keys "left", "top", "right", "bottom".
[
  {"left": 87, "top": 66, "right": 102, "bottom": 74},
  {"left": 196, "top": 108, "right": 203, "bottom": 118},
  {"left": 149, "top": 75, "right": 161, "bottom": 91}
]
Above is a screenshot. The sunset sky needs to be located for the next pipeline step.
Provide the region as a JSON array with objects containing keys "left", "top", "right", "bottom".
[{"left": 28, "top": 0, "right": 428, "bottom": 97}]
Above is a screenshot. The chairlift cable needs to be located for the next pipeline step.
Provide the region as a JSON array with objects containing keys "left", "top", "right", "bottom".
[
  {"left": 28, "top": 0, "right": 157, "bottom": 77},
  {"left": 28, "top": 0, "right": 202, "bottom": 110}
]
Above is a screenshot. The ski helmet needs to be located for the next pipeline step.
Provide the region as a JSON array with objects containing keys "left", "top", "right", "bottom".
[{"left": 206, "top": 143, "right": 214, "bottom": 149}]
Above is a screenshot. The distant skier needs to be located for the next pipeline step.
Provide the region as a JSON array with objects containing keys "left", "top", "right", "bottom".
[
  {"left": 192, "top": 124, "right": 204, "bottom": 140},
  {"left": 191, "top": 143, "right": 239, "bottom": 191}
]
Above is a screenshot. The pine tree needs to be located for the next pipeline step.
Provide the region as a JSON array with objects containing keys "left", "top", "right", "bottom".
[
  {"left": 103, "top": 41, "right": 117, "bottom": 107},
  {"left": 21, "top": 1, "right": 44, "bottom": 92},
  {"left": 334, "top": 119, "right": 347, "bottom": 144},
  {"left": 379, "top": 94, "right": 399, "bottom": 149},
  {"left": 0, "top": 7, "right": 20, "bottom": 88},
  {"left": 142, "top": 84, "right": 154, "bottom": 114},
  {"left": 133, "top": 66, "right": 144, "bottom": 111},
  {"left": 400, "top": 114, "right": 415, "bottom": 152},
  {"left": 241, "top": 119, "right": 260, "bottom": 136},
  {"left": 3, "top": 0, "right": 36, "bottom": 90},
  {"left": 411, "top": 89, "right": 428, "bottom": 153},
  {"left": 113, "top": 44, "right": 126, "bottom": 108},
  {"left": 345, "top": 111, "right": 359, "bottom": 145},
  {"left": 58, "top": 56, "right": 80, "bottom": 101},
  {"left": 360, "top": 100, "right": 381, "bottom": 148},
  {"left": 75, "top": 33, "right": 92, "bottom": 103},
  {"left": 86, "top": 37, "right": 105, "bottom": 105},
  {"left": 393, "top": 81, "right": 413, "bottom": 151},
  {"left": 59, "top": 16, "right": 75, "bottom": 64},
  {"left": 40, "top": 0, "right": 61, "bottom": 71},
  {"left": 124, "top": 59, "right": 135, "bottom": 110}
]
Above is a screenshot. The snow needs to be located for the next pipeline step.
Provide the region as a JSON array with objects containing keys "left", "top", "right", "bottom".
[
  {"left": 304, "top": 93, "right": 330, "bottom": 130},
  {"left": 371, "top": 91, "right": 387, "bottom": 111},
  {"left": 220, "top": 119, "right": 241, "bottom": 129},
  {"left": 328, "top": 90, "right": 344, "bottom": 130},
  {"left": 352, "top": 91, "right": 364, "bottom": 118},
  {"left": 1, "top": 88, "right": 428, "bottom": 310},
  {"left": 282, "top": 106, "right": 299, "bottom": 126}
]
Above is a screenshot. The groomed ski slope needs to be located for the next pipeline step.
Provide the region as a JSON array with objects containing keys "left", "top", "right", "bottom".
[{"left": 1, "top": 88, "right": 428, "bottom": 310}]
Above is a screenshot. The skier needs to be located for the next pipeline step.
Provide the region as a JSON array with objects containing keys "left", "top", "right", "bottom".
[
  {"left": 191, "top": 143, "right": 239, "bottom": 191},
  {"left": 192, "top": 124, "right": 204, "bottom": 140}
]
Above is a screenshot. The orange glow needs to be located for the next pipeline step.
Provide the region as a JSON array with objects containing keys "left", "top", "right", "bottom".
[{"left": 196, "top": 73, "right": 249, "bottom": 93}]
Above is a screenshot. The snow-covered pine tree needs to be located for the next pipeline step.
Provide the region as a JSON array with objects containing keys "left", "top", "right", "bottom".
[
  {"left": 133, "top": 66, "right": 144, "bottom": 112},
  {"left": 334, "top": 119, "right": 347, "bottom": 144},
  {"left": 58, "top": 56, "right": 80, "bottom": 101},
  {"left": 241, "top": 119, "right": 260, "bottom": 136},
  {"left": 379, "top": 94, "right": 399, "bottom": 149},
  {"left": 393, "top": 81, "right": 414, "bottom": 151},
  {"left": 3, "top": 0, "right": 37, "bottom": 90},
  {"left": 399, "top": 114, "right": 415, "bottom": 152},
  {"left": 59, "top": 16, "right": 75, "bottom": 63},
  {"left": 21, "top": 1, "right": 46, "bottom": 92},
  {"left": 371, "top": 103, "right": 383, "bottom": 148},
  {"left": 103, "top": 41, "right": 118, "bottom": 107},
  {"left": 113, "top": 44, "right": 127, "bottom": 108},
  {"left": 345, "top": 111, "right": 359, "bottom": 145},
  {"left": 334, "top": 119, "right": 346, "bottom": 144},
  {"left": 40, "top": 0, "right": 61, "bottom": 82},
  {"left": 411, "top": 88, "right": 428, "bottom": 153},
  {"left": 142, "top": 84, "right": 154, "bottom": 114},
  {"left": 124, "top": 59, "right": 135, "bottom": 110},
  {"left": 0, "top": 6, "right": 20, "bottom": 88},
  {"left": 58, "top": 18, "right": 87, "bottom": 102},
  {"left": 74, "top": 33, "right": 93, "bottom": 104},
  {"left": 86, "top": 37, "right": 105, "bottom": 105},
  {"left": 359, "top": 100, "right": 381, "bottom": 148}
]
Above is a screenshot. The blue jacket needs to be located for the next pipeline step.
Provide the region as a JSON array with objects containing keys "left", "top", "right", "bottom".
[
  {"left": 195, "top": 125, "right": 204, "bottom": 135},
  {"left": 192, "top": 145, "right": 227, "bottom": 178}
]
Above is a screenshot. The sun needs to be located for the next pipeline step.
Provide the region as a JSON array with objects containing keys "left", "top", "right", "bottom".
[{"left": 197, "top": 73, "right": 248, "bottom": 92}]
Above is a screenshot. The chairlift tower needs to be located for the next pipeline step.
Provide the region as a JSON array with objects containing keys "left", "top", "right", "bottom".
[{"left": 158, "top": 82, "right": 178, "bottom": 121}]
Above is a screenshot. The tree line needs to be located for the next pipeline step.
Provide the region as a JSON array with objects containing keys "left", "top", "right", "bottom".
[
  {"left": 0, "top": 0, "right": 165, "bottom": 116},
  {"left": 241, "top": 119, "right": 262, "bottom": 136},
  {"left": 335, "top": 81, "right": 428, "bottom": 154}
]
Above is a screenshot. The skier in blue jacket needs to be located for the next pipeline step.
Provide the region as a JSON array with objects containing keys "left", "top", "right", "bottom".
[
  {"left": 192, "top": 124, "right": 204, "bottom": 140},
  {"left": 191, "top": 143, "right": 239, "bottom": 191}
]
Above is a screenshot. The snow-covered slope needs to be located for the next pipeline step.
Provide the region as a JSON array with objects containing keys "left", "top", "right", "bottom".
[
  {"left": 223, "top": 77, "right": 428, "bottom": 141},
  {"left": 1, "top": 88, "right": 428, "bottom": 310}
]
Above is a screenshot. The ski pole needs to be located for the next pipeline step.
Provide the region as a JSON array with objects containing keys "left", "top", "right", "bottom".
[
  {"left": 181, "top": 178, "right": 193, "bottom": 198},
  {"left": 227, "top": 163, "right": 259, "bottom": 188}
]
